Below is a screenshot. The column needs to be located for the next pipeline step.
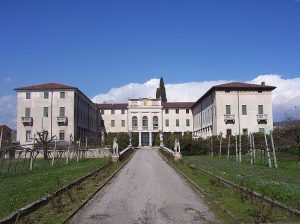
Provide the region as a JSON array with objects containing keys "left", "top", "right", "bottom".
[
  {"left": 149, "top": 132, "right": 152, "bottom": 146},
  {"left": 139, "top": 132, "right": 142, "bottom": 147}
]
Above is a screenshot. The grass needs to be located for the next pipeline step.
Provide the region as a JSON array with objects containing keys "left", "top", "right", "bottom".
[
  {"left": 0, "top": 158, "right": 110, "bottom": 219},
  {"left": 160, "top": 151, "right": 300, "bottom": 223},
  {"left": 183, "top": 152, "right": 300, "bottom": 211},
  {"left": 18, "top": 161, "right": 124, "bottom": 224}
]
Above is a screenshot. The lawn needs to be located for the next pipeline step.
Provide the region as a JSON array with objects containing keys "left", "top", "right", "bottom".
[
  {"left": 0, "top": 158, "right": 110, "bottom": 219},
  {"left": 159, "top": 149, "right": 300, "bottom": 223},
  {"left": 183, "top": 152, "right": 300, "bottom": 210}
]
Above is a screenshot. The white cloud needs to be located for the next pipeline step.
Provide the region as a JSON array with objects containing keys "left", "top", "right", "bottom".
[
  {"left": 250, "top": 74, "right": 300, "bottom": 121},
  {"left": 0, "top": 94, "right": 17, "bottom": 129},
  {"left": 92, "top": 74, "right": 300, "bottom": 122}
]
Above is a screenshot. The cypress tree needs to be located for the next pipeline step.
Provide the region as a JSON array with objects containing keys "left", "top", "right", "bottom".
[
  {"left": 159, "top": 77, "right": 167, "bottom": 102},
  {"left": 156, "top": 88, "right": 161, "bottom": 99}
]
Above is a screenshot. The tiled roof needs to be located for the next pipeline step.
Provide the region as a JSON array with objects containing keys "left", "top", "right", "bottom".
[
  {"left": 213, "top": 82, "right": 276, "bottom": 89},
  {"left": 96, "top": 103, "right": 128, "bottom": 109},
  {"left": 0, "top": 124, "right": 12, "bottom": 131},
  {"left": 162, "top": 102, "right": 194, "bottom": 108},
  {"left": 192, "top": 82, "right": 276, "bottom": 108},
  {"left": 14, "top": 83, "right": 76, "bottom": 91}
]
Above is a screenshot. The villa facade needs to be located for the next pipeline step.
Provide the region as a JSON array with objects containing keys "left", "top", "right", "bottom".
[{"left": 15, "top": 81, "right": 275, "bottom": 146}]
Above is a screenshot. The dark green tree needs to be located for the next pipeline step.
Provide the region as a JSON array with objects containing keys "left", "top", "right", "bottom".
[
  {"left": 156, "top": 88, "right": 161, "bottom": 99},
  {"left": 159, "top": 77, "right": 167, "bottom": 102}
]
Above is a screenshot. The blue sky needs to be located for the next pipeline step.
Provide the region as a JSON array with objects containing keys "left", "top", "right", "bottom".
[
  {"left": 1, "top": 0, "right": 300, "bottom": 127},
  {"left": 1, "top": 0, "right": 300, "bottom": 97}
]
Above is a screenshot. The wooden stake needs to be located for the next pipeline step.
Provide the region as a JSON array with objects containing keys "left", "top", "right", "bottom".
[
  {"left": 235, "top": 135, "right": 238, "bottom": 162},
  {"left": 227, "top": 135, "right": 230, "bottom": 160},
  {"left": 264, "top": 132, "right": 272, "bottom": 168},
  {"left": 0, "top": 127, "right": 3, "bottom": 149},
  {"left": 211, "top": 137, "right": 213, "bottom": 157},
  {"left": 270, "top": 131, "right": 278, "bottom": 168},
  {"left": 252, "top": 133, "right": 256, "bottom": 165},
  {"left": 239, "top": 134, "right": 242, "bottom": 163},
  {"left": 219, "top": 133, "right": 223, "bottom": 158},
  {"left": 249, "top": 133, "right": 253, "bottom": 165},
  {"left": 52, "top": 137, "right": 57, "bottom": 166}
]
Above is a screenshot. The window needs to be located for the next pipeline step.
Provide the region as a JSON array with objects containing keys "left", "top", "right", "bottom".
[
  {"left": 153, "top": 116, "right": 158, "bottom": 127},
  {"left": 26, "top": 131, "right": 31, "bottom": 142},
  {"left": 44, "top": 92, "right": 49, "bottom": 99},
  {"left": 60, "top": 92, "right": 65, "bottom": 98},
  {"left": 43, "top": 107, "right": 48, "bottom": 117},
  {"left": 59, "top": 107, "right": 65, "bottom": 117},
  {"left": 186, "top": 109, "right": 189, "bottom": 114},
  {"left": 101, "top": 109, "right": 104, "bottom": 115},
  {"left": 121, "top": 120, "right": 125, "bottom": 127},
  {"left": 165, "top": 109, "right": 169, "bottom": 114},
  {"left": 165, "top": 119, "right": 169, "bottom": 127},
  {"left": 142, "top": 116, "right": 148, "bottom": 127},
  {"left": 226, "top": 129, "right": 232, "bottom": 136},
  {"left": 258, "top": 105, "right": 264, "bottom": 114},
  {"left": 100, "top": 120, "right": 104, "bottom": 127},
  {"left": 111, "top": 120, "right": 115, "bottom": 127},
  {"left": 121, "top": 109, "right": 125, "bottom": 114},
  {"left": 26, "top": 92, "right": 31, "bottom": 99},
  {"left": 226, "top": 105, "right": 231, "bottom": 114},
  {"left": 242, "top": 128, "right": 248, "bottom": 135},
  {"left": 242, "top": 105, "right": 247, "bottom": 115},
  {"left": 111, "top": 109, "right": 115, "bottom": 115},
  {"left": 259, "top": 128, "right": 265, "bottom": 133},
  {"left": 176, "top": 109, "right": 179, "bottom": 114},
  {"left": 186, "top": 119, "right": 190, "bottom": 126},
  {"left": 59, "top": 131, "right": 65, "bottom": 140},
  {"left": 176, "top": 119, "right": 179, "bottom": 127},
  {"left": 132, "top": 116, "right": 138, "bottom": 127},
  {"left": 25, "top": 108, "right": 31, "bottom": 117}
]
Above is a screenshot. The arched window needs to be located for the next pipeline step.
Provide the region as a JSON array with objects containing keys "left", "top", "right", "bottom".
[
  {"left": 153, "top": 116, "right": 158, "bottom": 128},
  {"left": 142, "top": 116, "right": 148, "bottom": 127},
  {"left": 132, "top": 116, "right": 138, "bottom": 127}
]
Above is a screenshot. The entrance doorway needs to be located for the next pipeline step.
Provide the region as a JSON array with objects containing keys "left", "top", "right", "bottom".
[{"left": 141, "top": 132, "right": 149, "bottom": 146}]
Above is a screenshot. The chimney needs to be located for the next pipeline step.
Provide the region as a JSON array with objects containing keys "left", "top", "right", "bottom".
[{"left": 261, "top": 81, "right": 265, "bottom": 86}]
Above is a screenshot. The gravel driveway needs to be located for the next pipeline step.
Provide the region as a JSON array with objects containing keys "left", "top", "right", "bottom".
[{"left": 70, "top": 147, "right": 220, "bottom": 224}]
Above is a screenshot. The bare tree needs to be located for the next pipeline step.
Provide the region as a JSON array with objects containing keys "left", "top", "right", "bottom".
[{"left": 35, "top": 130, "right": 55, "bottom": 159}]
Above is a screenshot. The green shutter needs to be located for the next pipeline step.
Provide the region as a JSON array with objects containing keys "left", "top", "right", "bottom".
[
  {"left": 43, "top": 107, "right": 48, "bottom": 117},
  {"left": 242, "top": 105, "right": 247, "bottom": 115},
  {"left": 258, "top": 105, "right": 264, "bottom": 114},
  {"left": 25, "top": 108, "right": 30, "bottom": 117},
  {"left": 226, "top": 105, "right": 231, "bottom": 114},
  {"left": 59, "top": 107, "right": 65, "bottom": 117}
]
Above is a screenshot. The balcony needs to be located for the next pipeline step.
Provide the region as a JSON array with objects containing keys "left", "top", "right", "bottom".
[
  {"left": 257, "top": 114, "right": 267, "bottom": 122},
  {"left": 57, "top": 116, "right": 68, "bottom": 126},
  {"left": 153, "top": 126, "right": 159, "bottom": 131},
  {"left": 142, "top": 126, "right": 148, "bottom": 131},
  {"left": 21, "top": 117, "right": 33, "bottom": 126},
  {"left": 224, "top": 114, "right": 235, "bottom": 122},
  {"left": 132, "top": 126, "right": 138, "bottom": 131}
]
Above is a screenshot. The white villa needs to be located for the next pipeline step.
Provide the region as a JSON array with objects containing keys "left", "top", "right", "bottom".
[{"left": 15, "top": 81, "right": 275, "bottom": 146}]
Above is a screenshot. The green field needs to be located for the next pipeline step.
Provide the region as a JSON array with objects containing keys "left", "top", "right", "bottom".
[
  {"left": 159, "top": 149, "right": 300, "bottom": 223},
  {"left": 183, "top": 152, "right": 300, "bottom": 210},
  {"left": 0, "top": 158, "right": 110, "bottom": 219}
]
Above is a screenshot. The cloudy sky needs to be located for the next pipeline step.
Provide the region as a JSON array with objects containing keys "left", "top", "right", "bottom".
[{"left": 1, "top": 1, "right": 300, "bottom": 128}]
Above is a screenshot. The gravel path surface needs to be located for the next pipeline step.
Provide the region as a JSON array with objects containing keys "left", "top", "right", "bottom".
[{"left": 70, "top": 147, "right": 220, "bottom": 224}]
